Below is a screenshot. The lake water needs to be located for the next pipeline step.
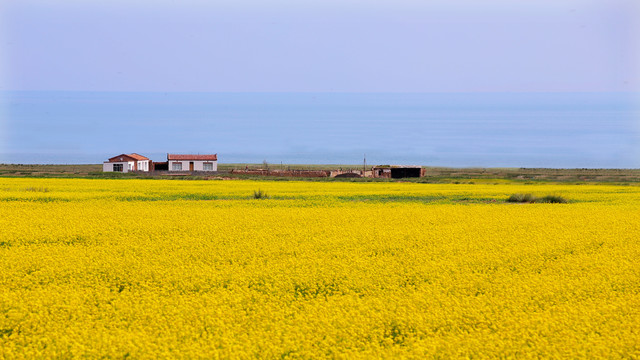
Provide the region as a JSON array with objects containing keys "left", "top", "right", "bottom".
[{"left": 1, "top": 91, "right": 638, "bottom": 167}]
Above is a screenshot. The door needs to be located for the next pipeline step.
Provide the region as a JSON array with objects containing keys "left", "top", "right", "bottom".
[{"left": 189, "top": 162, "right": 194, "bottom": 171}]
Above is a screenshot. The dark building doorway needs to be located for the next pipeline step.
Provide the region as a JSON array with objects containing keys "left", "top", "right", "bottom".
[
  {"left": 390, "top": 167, "right": 422, "bottom": 178},
  {"left": 153, "top": 162, "right": 168, "bottom": 171}
]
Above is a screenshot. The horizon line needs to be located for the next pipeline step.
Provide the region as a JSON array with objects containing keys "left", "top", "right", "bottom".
[{"left": 2, "top": 90, "right": 640, "bottom": 95}]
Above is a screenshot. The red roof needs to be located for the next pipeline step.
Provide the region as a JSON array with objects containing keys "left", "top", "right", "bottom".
[
  {"left": 168, "top": 154, "right": 217, "bottom": 161},
  {"left": 128, "top": 153, "right": 149, "bottom": 160},
  {"left": 108, "top": 154, "right": 135, "bottom": 162},
  {"left": 107, "top": 153, "right": 149, "bottom": 162}
]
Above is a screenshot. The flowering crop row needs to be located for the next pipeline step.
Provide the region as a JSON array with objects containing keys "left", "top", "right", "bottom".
[{"left": 1, "top": 178, "right": 639, "bottom": 358}]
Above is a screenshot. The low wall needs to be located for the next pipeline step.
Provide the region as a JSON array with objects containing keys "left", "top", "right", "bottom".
[
  {"left": 330, "top": 170, "right": 372, "bottom": 178},
  {"left": 137, "top": 170, "right": 221, "bottom": 176},
  {"left": 231, "top": 169, "right": 330, "bottom": 177}
]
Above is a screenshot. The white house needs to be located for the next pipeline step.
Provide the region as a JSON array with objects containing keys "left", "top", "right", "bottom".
[
  {"left": 103, "top": 153, "right": 150, "bottom": 172},
  {"left": 167, "top": 154, "right": 218, "bottom": 172}
]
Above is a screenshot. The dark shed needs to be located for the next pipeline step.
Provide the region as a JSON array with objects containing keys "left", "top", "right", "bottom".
[{"left": 372, "top": 165, "right": 425, "bottom": 179}]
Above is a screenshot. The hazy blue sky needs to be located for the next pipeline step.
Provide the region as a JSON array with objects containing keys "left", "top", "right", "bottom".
[{"left": 2, "top": 0, "right": 639, "bottom": 92}]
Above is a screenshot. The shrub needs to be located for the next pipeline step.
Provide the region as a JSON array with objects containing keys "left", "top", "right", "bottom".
[
  {"left": 253, "top": 189, "right": 269, "bottom": 199},
  {"left": 537, "top": 195, "right": 568, "bottom": 203},
  {"left": 507, "top": 193, "right": 568, "bottom": 203},
  {"left": 22, "top": 187, "right": 50, "bottom": 193},
  {"left": 507, "top": 193, "right": 537, "bottom": 203}
]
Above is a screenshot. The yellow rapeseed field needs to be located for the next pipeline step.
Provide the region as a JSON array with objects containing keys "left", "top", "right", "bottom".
[{"left": 1, "top": 178, "right": 639, "bottom": 358}]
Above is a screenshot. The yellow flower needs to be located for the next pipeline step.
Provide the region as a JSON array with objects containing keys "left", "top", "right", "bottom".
[{"left": 0, "top": 178, "right": 639, "bottom": 358}]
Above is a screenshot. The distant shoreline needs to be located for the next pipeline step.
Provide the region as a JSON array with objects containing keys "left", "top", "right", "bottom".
[{"left": 1, "top": 163, "right": 639, "bottom": 183}]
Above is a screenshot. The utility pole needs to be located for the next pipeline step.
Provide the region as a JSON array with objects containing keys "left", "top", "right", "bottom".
[{"left": 363, "top": 154, "right": 366, "bottom": 175}]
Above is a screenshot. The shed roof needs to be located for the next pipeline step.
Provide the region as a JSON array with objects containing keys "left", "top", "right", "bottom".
[
  {"left": 372, "top": 165, "right": 422, "bottom": 169},
  {"left": 167, "top": 154, "right": 218, "bottom": 161}
]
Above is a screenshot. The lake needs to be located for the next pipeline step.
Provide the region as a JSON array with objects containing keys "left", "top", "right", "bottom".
[{"left": 1, "top": 91, "right": 638, "bottom": 167}]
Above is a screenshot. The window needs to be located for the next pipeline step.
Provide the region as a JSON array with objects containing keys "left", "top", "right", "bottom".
[
  {"left": 203, "top": 162, "right": 214, "bottom": 171},
  {"left": 172, "top": 162, "right": 182, "bottom": 171},
  {"left": 113, "top": 164, "right": 123, "bottom": 172}
]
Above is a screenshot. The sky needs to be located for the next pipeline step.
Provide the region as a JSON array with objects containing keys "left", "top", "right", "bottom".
[
  {"left": 0, "top": 0, "right": 639, "bottom": 166},
  {"left": 1, "top": 0, "right": 639, "bottom": 93}
]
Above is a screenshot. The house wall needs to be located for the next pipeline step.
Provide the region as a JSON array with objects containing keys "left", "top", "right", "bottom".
[
  {"left": 206, "top": 161, "right": 218, "bottom": 172},
  {"left": 103, "top": 161, "right": 132, "bottom": 173},
  {"left": 168, "top": 160, "right": 217, "bottom": 171},
  {"left": 168, "top": 161, "right": 186, "bottom": 171},
  {"left": 136, "top": 160, "right": 149, "bottom": 171}
]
